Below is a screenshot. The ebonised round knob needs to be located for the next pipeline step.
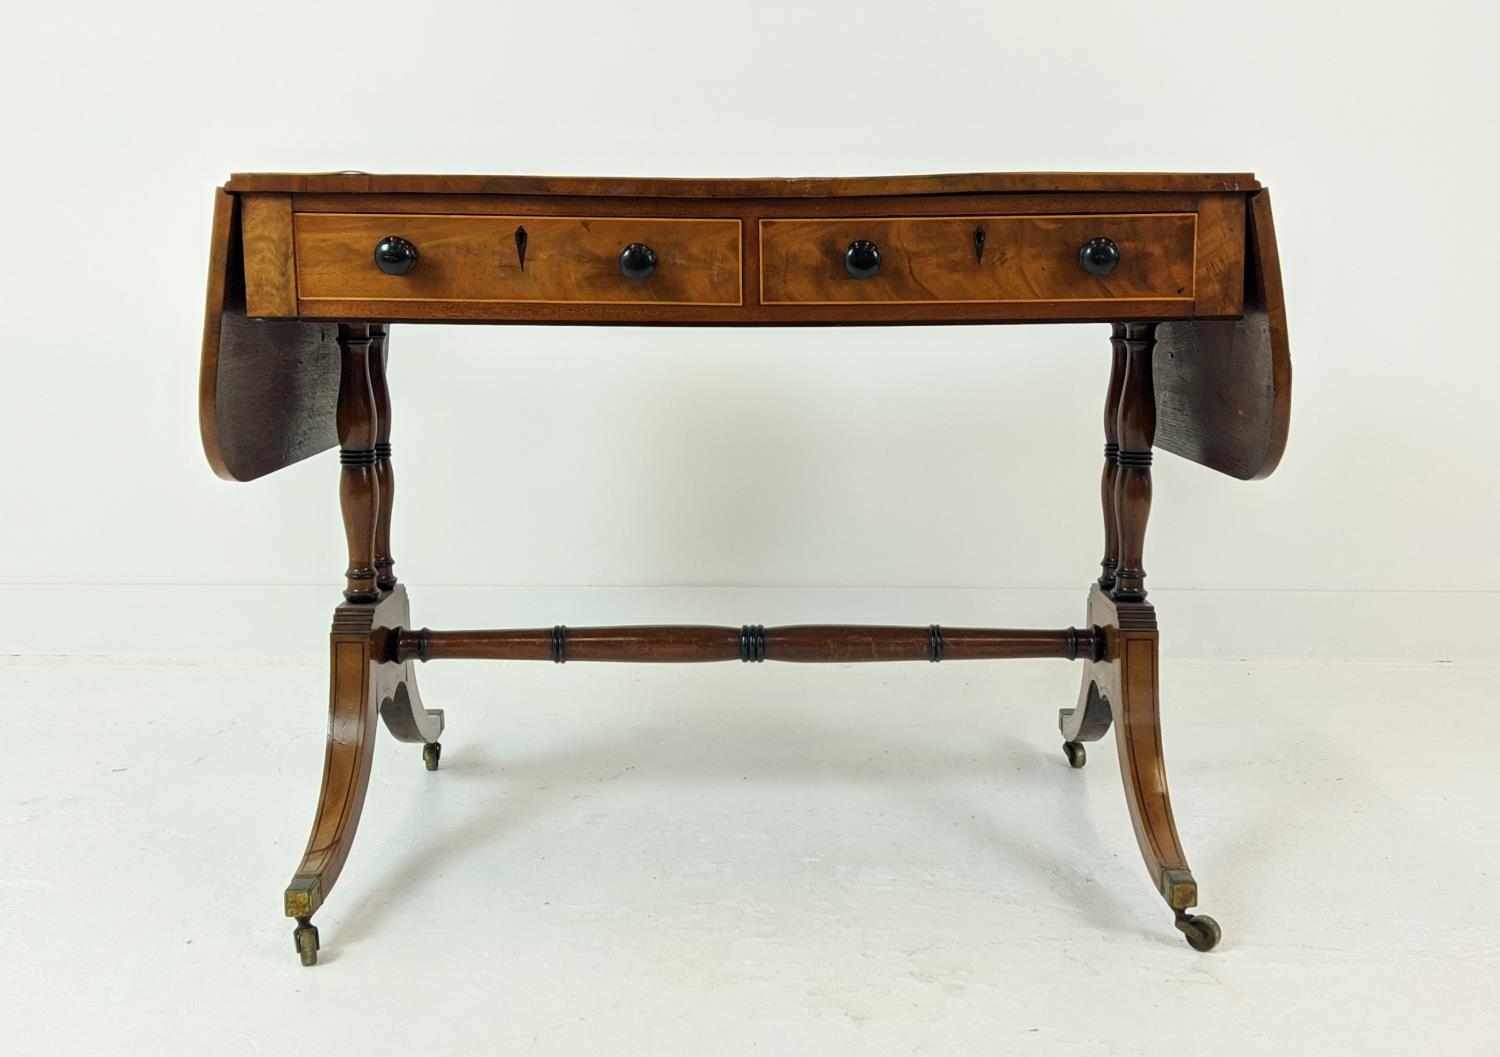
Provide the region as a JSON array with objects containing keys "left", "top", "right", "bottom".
[
  {"left": 1079, "top": 237, "right": 1120, "bottom": 277},
  {"left": 373, "top": 235, "right": 419, "bottom": 276},
  {"left": 619, "top": 243, "right": 658, "bottom": 282},
  {"left": 844, "top": 240, "right": 882, "bottom": 279}
]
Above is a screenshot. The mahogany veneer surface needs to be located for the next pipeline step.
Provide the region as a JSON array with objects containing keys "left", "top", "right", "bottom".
[
  {"left": 297, "top": 213, "right": 743, "bottom": 306},
  {"left": 227, "top": 171, "right": 1262, "bottom": 197},
  {"left": 200, "top": 172, "right": 1289, "bottom": 481},
  {"left": 759, "top": 213, "right": 1198, "bottom": 305}
]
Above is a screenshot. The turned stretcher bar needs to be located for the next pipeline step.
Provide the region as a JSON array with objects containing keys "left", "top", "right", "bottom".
[{"left": 385, "top": 623, "right": 1102, "bottom": 664}]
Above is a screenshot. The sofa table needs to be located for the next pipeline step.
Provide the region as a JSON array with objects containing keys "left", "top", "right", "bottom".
[{"left": 198, "top": 171, "right": 1290, "bottom": 965}]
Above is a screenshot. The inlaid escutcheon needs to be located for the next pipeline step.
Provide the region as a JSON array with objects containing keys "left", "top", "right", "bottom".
[
  {"left": 759, "top": 214, "right": 1197, "bottom": 305},
  {"left": 295, "top": 213, "right": 742, "bottom": 306}
]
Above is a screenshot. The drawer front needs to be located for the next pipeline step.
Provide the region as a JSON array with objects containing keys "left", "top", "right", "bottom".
[
  {"left": 295, "top": 214, "right": 742, "bottom": 305},
  {"left": 759, "top": 214, "right": 1196, "bottom": 305}
]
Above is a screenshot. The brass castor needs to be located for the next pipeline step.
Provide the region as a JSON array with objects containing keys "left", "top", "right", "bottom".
[
  {"left": 1175, "top": 912, "right": 1221, "bottom": 952},
  {"left": 423, "top": 741, "right": 442, "bottom": 771},
  {"left": 293, "top": 920, "right": 320, "bottom": 967},
  {"left": 1063, "top": 741, "right": 1087, "bottom": 768}
]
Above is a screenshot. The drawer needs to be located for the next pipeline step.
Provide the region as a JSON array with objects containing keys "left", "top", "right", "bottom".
[
  {"left": 759, "top": 214, "right": 1196, "bottom": 305},
  {"left": 295, "top": 214, "right": 742, "bottom": 306}
]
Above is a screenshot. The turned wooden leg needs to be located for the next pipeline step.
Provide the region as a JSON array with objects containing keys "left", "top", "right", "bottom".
[
  {"left": 1111, "top": 323, "right": 1156, "bottom": 603},
  {"left": 283, "top": 325, "right": 444, "bottom": 966},
  {"left": 1098, "top": 323, "right": 1127, "bottom": 591},
  {"left": 285, "top": 326, "right": 384, "bottom": 966},
  {"left": 338, "top": 324, "right": 380, "bottom": 603},
  {"left": 369, "top": 324, "right": 398, "bottom": 593},
  {"left": 1062, "top": 325, "right": 1218, "bottom": 950}
]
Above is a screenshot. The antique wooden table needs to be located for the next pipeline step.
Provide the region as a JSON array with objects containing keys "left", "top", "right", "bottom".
[{"left": 199, "top": 171, "right": 1290, "bottom": 965}]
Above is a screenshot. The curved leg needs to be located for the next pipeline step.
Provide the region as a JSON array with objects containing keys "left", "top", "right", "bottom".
[
  {"left": 1060, "top": 669, "right": 1112, "bottom": 767},
  {"left": 1074, "top": 586, "right": 1219, "bottom": 950},
  {"left": 285, "top": 590, "right": 425, "bottom": 964},
  {"left": 375, "top": 586, "right": 445, "bottom": 758},
  {"left": 285, "top": 325, "right": 441, "bottom": 965},
  {"left": 1065, "top": 322, "right": 1216, "bottom": 949}
]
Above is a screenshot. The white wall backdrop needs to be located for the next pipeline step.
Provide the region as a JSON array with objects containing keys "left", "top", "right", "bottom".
[{"left": 1, "top": 0, "right": 1495, "bottom": 654}]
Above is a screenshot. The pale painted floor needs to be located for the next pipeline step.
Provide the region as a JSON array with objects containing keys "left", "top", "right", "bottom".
[{"left": 2, "top": 655, "right": 1496, "bottom": 1055}]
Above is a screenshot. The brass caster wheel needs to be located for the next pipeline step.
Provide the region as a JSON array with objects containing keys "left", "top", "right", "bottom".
[
  {"left": 1175, "top": 912, "right": 1221, "bottom": 952},
  {"left": 1063, "top": 741, "right": 1087, "bottom": 769},
  {"left": 293, "top": 920, "right": 320, "bottom": 967},
  {"left": 423, "top": 741, "right": 442, "bottom": 771}
]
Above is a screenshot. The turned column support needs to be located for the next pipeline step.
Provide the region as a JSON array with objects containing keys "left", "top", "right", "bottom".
[
  {"left": 1111, "top": 322, "right": 1157, "bottom": 603},
  {"left": 1098, "top": 323, "right": 1127, "bottom": 590},
  {"left": 337, "top": 324, "right": 380, "bottom": 603},
  {"left": 369, "top": 324, "right": 398, "bottom": 592}
]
